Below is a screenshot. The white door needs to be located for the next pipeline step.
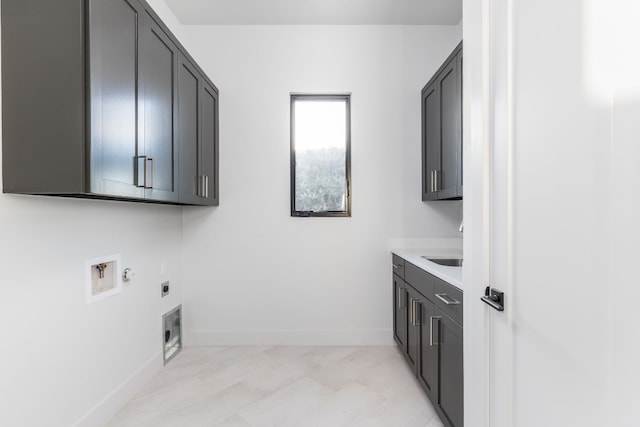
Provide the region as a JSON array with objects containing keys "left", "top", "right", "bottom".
[{"left": 463, "top": 1, "right": 639, "bottom": 426}]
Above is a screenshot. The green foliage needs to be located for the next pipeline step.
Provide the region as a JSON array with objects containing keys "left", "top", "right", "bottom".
[{"left": 295, "top": 147, "right": 346, "bottom": 212}]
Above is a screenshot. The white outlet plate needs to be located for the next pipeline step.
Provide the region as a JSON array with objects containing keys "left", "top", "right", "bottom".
[{"left": 86, "top": 254, "right": 122, "bottom": 304}]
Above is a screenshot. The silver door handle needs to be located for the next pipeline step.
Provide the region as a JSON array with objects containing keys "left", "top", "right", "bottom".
[
  {"left": 429, "top": 316, "right": 441, "bottom": 346},
  {"left": 430, "top": 170, "right": 435, "bottom": 192},
  {"left": 392, "top": 263, "right": 402, "bottom": 269},
  {"left": 411, "top": 299, "right": 421, "bottom": 326},
  {"left": 147, "top": 158, "right": 154, "bottom": 189},
  {"left": 198, "top": 175, "right": 204, "bottom": 197},
  {"left": 397, "top": 287, "right": 402, "bottom": 309},
  {"left": 409, "top": 298, "right": 414, "bottom": 325},
  {"left": 136, "top": 156, "right": 147, "bottom": 188},
  {"left": 205, "top": 175, "right": 209, "bottom": 198},
  {"left": 435, "top": 293, "right": 460, "bottom": 305},
  {"left": 434, "top": 169, "right": 439, "bottom": 191}
]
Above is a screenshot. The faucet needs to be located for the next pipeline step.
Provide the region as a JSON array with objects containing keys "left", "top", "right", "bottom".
[{"left": 459, "top": 220, "right": 464, "bottom": 233}]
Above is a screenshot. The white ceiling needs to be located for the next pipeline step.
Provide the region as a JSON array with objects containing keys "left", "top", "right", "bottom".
[{"left": 164, "top": 0, "right": 462, "bottom": 26}]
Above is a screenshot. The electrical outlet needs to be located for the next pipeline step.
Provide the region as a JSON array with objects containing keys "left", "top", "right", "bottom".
[{"left": 161, "top": 281, "right": 170, "bottom": 297}]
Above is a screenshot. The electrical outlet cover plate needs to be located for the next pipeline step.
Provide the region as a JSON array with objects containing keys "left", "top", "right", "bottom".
[{"left": 86, "top": 254, "right": 122, "bottom": 304}]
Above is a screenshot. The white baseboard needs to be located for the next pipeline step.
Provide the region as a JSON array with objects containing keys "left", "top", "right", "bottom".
[
  {"left": 185, "top": 329, "right": 395, "bottom": 346},
  {"left": 72, "top": 352, "right": 163, "bottom": 427}
]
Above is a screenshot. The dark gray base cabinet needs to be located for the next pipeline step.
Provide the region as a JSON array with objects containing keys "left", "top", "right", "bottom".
[
  {"left": 1, "top": 0, "right": 219, "bottom": 206},
  {"left": 392, "top": 257, "right": 464, "bottom": 427},
  {"left": 422, "top": 42, "right": 463, "bottom": 201}
]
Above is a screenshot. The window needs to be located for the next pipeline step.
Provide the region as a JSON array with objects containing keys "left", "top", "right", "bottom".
[{"left": 290, "top": 94, "right": 351, "bottom": 217}]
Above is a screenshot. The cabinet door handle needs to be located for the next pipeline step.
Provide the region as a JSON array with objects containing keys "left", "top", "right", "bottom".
[
  {"left": 147, "top": 158, "right": 154, "bottom": 189},
  {"left": 205, "top": 175, "right": 209, "bottom": 198},
  {"left": 411, "top": 299, "right": 421, "bottom": 326},
  {"left": 430, "top": 170, "right": 435, "bottom": 192},
  {"left": 434, "top": 169, "right": 439, "bottom": 191},
  {"left": 409, "top": 298, "right": 414, "bottom": 324},
  {"left": 435, "top": 293, "right": 460, "bottom": 305},
  {"left": 198, "top": 175, "right": 204, "bottom": 197},
  {"left": 397, "top": 287, "right": 402, "bottom": 309},
  {"left": 136, "top": 156, "right": 147, "bottom": 188},
  {"left": 392, "top": 263, "right": 402, "bottom": 269},
  {"left": 429, "top": 316, "right": 442, "bottom": 346}
]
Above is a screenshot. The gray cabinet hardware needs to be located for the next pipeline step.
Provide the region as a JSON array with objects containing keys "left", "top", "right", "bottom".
[
  {"left": 435, "top": 293, "right": 461, "bottom": 305},
  {"left": 429, "top": 316, "right": 441, "bottom": 346}
]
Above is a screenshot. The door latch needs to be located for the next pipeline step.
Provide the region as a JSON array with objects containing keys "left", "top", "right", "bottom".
[{"left": 481, "top": 286, "right": 504, "bottom": 311}]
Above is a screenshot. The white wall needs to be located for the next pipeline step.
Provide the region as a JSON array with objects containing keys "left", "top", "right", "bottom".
[
  {"left": 0, "top": 2, "right": 185, "bottom": 426},
  {"left": 180, "top": 25, "right": 462, "bottom": 345}
]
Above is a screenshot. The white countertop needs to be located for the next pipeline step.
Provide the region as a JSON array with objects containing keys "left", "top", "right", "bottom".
[{"left": 392, "top": 247, "right": 464, "bottom": 291}]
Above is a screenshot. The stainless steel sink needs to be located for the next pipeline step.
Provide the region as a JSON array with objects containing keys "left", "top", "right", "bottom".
[{"left": 421, "top": 257, "right": 463, "bottom": 267}]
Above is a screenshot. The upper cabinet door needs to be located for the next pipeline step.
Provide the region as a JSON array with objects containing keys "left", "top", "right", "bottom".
[
  {"left": 422, "top": 82, "right": 440, "bottom": 201},
  {"left": 437, "top": 56, "right": 461, "bottom": 200},
  {"left": 421, "top": 43, "right": 462, "bottom": 201},
  {"left": 178, "top": 54, "right": 201, "bottom": 205},
  {"left": 138, "top": 13, "right": 179, "bottom": 202},
  {"left": 88, "top": 0, "right": 145, "bottom": 199},
  {"left": 200, "top": 81, "right": 219, "bottom": 206}
]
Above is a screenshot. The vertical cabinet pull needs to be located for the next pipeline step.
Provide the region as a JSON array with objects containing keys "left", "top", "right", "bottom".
[
  {"left": 197, "top": 175, "right": 210, "bottom": 198},
  {"left": 397, "top": 287, "right": 402, "bottom": 309},
  {"left": 148, "top": 158, "right": 154, "bottom": 189},
  {"left": 136, "top": 156, "right": 154, "bottom": 189},
  {"left": 411, "top": 299, "right": 421, "bottom": 326},
  {"left": 429, "top": 316, "right": 442, "bottom": 346},
  {"left": 434, "top": 169, "right": 439, "bottom": 191},
  {"left": 136, "top": 156, "right": 147, "bottom": 188},
  {"left": 430, "top": 170, "right": 435, "bottom": 192}
]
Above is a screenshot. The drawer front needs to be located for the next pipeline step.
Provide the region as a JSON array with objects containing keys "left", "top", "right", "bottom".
[
  {"left": 433, "top": 277, "right": 463, "bottom": 325},
  {"left": 392, "top": 254, "right": 405, "bottom": 279},
  {"left": 404, "top": 262, "right": 434, "bottom": 300}
]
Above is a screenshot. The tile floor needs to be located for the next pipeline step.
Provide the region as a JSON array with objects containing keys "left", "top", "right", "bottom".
[{"left": 107, "top": 346, "right": 445, "bottom": 427}]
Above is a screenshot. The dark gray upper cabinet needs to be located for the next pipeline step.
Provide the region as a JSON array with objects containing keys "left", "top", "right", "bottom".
[
  {"left": 178, "top": 53, "right": 219, "bottom": 206},
  {"left": 422, "top": 42, "right": 463, "bottom": 201},
  {"left": 1, "top": 0, "right": 218, "bottom": 206}
]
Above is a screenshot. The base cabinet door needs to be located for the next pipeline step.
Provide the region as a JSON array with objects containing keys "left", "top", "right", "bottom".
[
  {"left": 438, "top": 309, "right": 464, "bottom": 427},
  {"left": 419, "top": 299, "right": 439, "bottom": 402},
  {"left": 393, "top": 275, "right": 408, "bottom": 352},
  {"left": 406, "top": 287, "right": 422, "bottom": 372}
]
